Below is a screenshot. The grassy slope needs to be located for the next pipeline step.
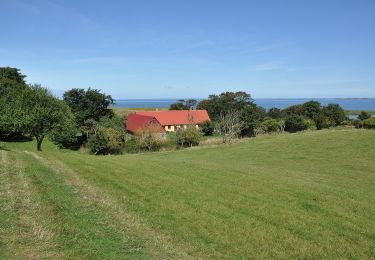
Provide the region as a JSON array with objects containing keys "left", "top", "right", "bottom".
[{"left": 1, "top": 129, "right": 375, "bottom": 258}]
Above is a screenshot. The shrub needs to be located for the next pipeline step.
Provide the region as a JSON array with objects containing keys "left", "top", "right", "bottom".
[
  {"left": 322, "top": 104, "right": 346, "bottom": 126},
  {"left": 176, "top": 126, "right": 202, "bottom": 147},
  {"left": 200, "top": 121, "right": 214, "bottom": 136},
  {"left": 340, "top": 120, "right": 353, "bottom": 126},
  {"left": 49, "top": 124, "right": 80, "bottom": 149},
  {"left": 358, "top": 111, "right": 371, "bottom": 121},
  {"left": 304, "top": 119, "right": 317, "bottom": 130},
  {"left": 284, "top": 115, "right": 309, "bottom": 133},
  {"left": 134, "top": 125, "right": 165, "bottom": 152},
  {"left": 267, "top": 107, "right": 282, "bottom": 119},
  {"left": 362, "top": 118, "right": 375, "bottom": 129},
  {"left": 123, "top": 135, "right": 139, "bottom": 153},
  {"left": 87, "top": 127, "right": 123, "bottom": 155},
  {"left": 353, "top": 120, "right": 363, "bottom": 129},
  {"left": 256, "top": 119, "right": 284, "bottom": 134},
  {"left": 314, "top": 114, "right": 334, "bottom": 130}
]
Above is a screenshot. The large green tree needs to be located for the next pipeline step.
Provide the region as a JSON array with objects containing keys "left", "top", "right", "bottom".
[
  {"left": 197, "top": 91, "right": 253, "bottom": 121},
  {"left": 63, "top": 88, "right": 114, "bottom": 126},
  {"left": 24, "top": 85, "right": 76, "bottom": 151},
  {"left": 197, "top": 91, "right": 265, "bottom": 136},
  {"left": 0, "top": 67, "right": 29, "bottom": 139}
]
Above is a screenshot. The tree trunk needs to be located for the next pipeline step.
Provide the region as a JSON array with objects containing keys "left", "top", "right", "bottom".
[{"left": 36, "top": 135, "right": 44, "bottom": 151}]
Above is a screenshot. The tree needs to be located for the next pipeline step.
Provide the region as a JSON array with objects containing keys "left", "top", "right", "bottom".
[
  {"left": 197, "top": 91, "right": 253, "bottom": 122},
  {"left": 302, "top": 101, "right": 322, "bottom": 120},
  {"left": 0, "top": 67, "right": 26, "bottom": 85},
  {"left": 282, "top": 104, "right": 304, "bottom": 117},
  {"left": 0, "top": 67, "right": 29, "bottom": 139},
  {"left": 322, "top": 104, "right": 346, "bottom": 126},
  {"left": 217, "top": 110, "right": 243, "bottom": 143},
  {"left": 241, "top": 104, "right": 266, "bottom": 136},
  {"left": 169, "top": 99, "right": 197, "bottom": 110},
  {"left": 24, "top": 85, "right": 76, "bottom": 151},
  {"left": 63, "top": 88, "right": 114, "bottom": 126},
  {"left": 358, "top": 111, "right": 371, "bottom": 121},
  {"left": 268, "top": 107, "right": 282, "bottom": 119}
]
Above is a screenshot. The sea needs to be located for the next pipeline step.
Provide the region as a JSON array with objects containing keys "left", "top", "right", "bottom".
[{"left": 114, "top": 98, "right": 375, "bottom": 111}]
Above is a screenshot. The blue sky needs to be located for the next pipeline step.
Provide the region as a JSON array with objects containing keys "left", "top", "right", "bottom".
[{"left": 1, "top": 0, "right": 374, "bottom": 98}]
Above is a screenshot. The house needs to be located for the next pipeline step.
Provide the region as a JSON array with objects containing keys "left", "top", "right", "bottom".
[{"left": 126, "top": 110, "right": 210, "bottom": 134}]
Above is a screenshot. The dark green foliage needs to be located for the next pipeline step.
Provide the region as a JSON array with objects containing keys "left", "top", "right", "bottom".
[
  {"left": 268, "top": 107, "right": 283, "bottom": 119},
  {"left": 199, "top": 121, "right": 214, "bottom": 136},
  {"left": 49, "top": 123, "right": 80, "bottom": 149},
  {"left": 240, "top": 104, "right": 267, "bottom": 136},
  {"left": 63, "top": 88, "right": 114, "bottom": 126},
  {"left": 0, "top": 68, "right": 77, "bottom": 150},
  {"left": 0, "top": 67, "right": 29, "bottom": 138},
  {"left": 169, "top": 99, "right": 197, "bottom": 110},
  {"left": 197, "top": 91, "right": 265, "bottom": 137},
  {"left": 23, "top": 85, "right": 76, "bottom": 151},
  {"left": 285, "top": 115, "right": 309, "bottom": 132},
  {"left": 302, "top": 101, "right": 322, "bottom": 120},
  {"left": 314, "top": 114, "right": 334, "bottom": 130},
  {"left": 197, "top": 91, "right": 253, "bottom": 122},
  {"left": 281, "top": 101, "right": 345, "bottom": 130},
  {"left": 176, "top": 126, "right": 202, "bottom": 147},
  {"left": 362, "top": 118, "right": 375, "bottom": 129},
  {"left": 282, "top": 104, "right": 305, "bottom": 117},
  {"left": 358, "top": 111, "right": 371, "bottom": 120},
  {"left": 0, "top": 67, "right": 26, "bottom": 85},
  {"left": 322, "top": 104, "right": 346, "bottom": 126}
]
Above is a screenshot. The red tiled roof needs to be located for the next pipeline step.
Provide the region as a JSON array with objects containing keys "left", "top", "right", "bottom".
[
  {"left": 126, "top": 113, "right": 165, "bottom": 133},
  {"left": 134, "top": 110, "right": 210, "bottom": 126}
]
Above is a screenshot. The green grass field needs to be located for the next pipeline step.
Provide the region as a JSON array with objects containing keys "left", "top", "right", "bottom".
[{"left": 1, "top": 129, "right": 375, "bottom": 258}]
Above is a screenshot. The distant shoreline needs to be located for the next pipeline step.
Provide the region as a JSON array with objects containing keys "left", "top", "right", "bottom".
[{"left": 113, "top": 98, "right": 375, "bottom": 110}]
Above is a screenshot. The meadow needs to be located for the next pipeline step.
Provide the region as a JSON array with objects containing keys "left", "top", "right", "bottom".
[{"left": 1, "top": 129, "right": 375, "bottom": 258}]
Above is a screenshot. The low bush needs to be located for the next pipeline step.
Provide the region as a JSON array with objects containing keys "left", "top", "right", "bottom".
[
  {"left": 200, "top": 121, "right": 214, "bottom": 136},
  {"left": 176, "top": 126, "right": 202, "bottom": 147},
  {"left": 362, "top": 118, "right": 375, "bottom": 129},
  {"left": 314, "top": 114, "right": 334, "bottom": 130},
  {"left": 134, "top": 125, "right": 166, "bottom": 152},
  {"left": 358, "top": 111, "right": 371, "bottom": 121},
  {"left": 340, "top": 120, "right": 353, "bottom": 126},
  {"left": 353, "top": 120, "right": 363, "bottom": 129},
  {"left": 87, "top": 127, "right": 123, "bottom": 155},
  {"left": 256, "top": 119, "right": 284, "bottom": 135},
  {"left": 284, "top": 115, "right": 309, "bottom": 133},
  {"left": 123, "top": 135, "right": 139, "bottom": 153}
]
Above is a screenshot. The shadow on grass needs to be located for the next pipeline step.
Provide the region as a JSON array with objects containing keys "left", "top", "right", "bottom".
[{"left": 0, "top": 133, "right": 33, "bottom": 143}]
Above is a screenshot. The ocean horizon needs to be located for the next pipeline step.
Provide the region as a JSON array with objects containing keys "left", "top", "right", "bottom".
[{"left": 114, "top": 98, "right": 375, "bottom": 110}]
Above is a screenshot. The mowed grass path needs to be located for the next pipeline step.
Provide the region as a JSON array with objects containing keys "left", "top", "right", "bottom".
[{"left": 1, "top": 129, "right": 375, "bottom": 258}]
